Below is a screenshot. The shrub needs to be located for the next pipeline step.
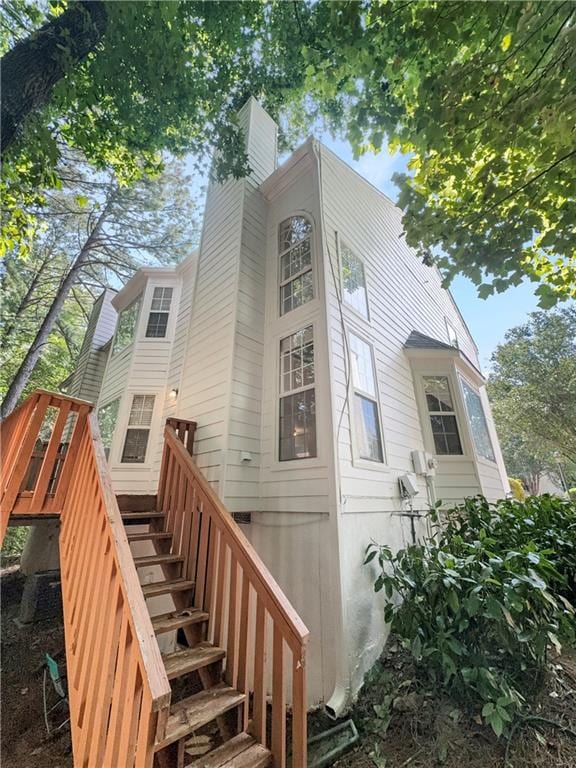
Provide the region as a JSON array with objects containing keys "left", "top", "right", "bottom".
[{"left": 365, "top": 495, "right": 576, "bottom": 736}]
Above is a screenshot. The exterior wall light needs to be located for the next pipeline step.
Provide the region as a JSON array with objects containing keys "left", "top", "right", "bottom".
[{"left": 168, "top": 388, "right": 179, "bottom": 401}]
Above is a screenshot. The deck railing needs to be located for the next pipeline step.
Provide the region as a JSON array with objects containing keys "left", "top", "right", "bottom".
[
  {"left": 60, "top": 412, "right": 171, "bottom": 767},
  {"left": 159, "top": 423, "right": 310, "bottom": 768},
  {"left": 0, "top": 390, "right": 91, "bottom": 539},
  {"left": 1, "top": 393, "right": 171, "bottom": 767}
]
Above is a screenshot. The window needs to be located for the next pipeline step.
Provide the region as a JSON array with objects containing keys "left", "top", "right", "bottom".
[
  {"left": 460, "top": 378, "right": 496, "bottom": 462},
  {"left": 423, "top": 376, "right": 463, "bottom": 455},
  {"left": 113, "top": 296, "right": 141, "bottom": 354},
  {"left": 97, "top": 399, "right": 120, "bottom": 459},
  {"left": 446, "top": 320, "right": 459, "bottom": 348},
  {"left": 279, "top": 216, "right": 313, "bottom": 315},
  {"left": 341, "top": 241, "right": 369, "bottom": 319},
  {"left": 279, "top": 326, "right": 317, "bottom": 460},
  {"left": 146, "top": 287, "right": 173, "bottom": 338},
  {"left": 349, "top": 333, "right": 383, "bottom": 462},
  {"left": 121, "top": 395, "right": 155, "bottom": 463}
]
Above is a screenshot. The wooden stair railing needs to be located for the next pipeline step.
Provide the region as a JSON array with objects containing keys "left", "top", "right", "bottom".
[
  {"left": 1, "top": 392, "right": 172, "bottom": 767},
  {"left": 158, "top": 422, "right": 310, "bottom": 768}
]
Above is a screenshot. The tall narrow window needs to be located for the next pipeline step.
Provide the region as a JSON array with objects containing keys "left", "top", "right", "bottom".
[
  {"left": 113, "top": 296, "right": 141, "bottom": 354},
  {"left": 341, "top": 242, "right": 369, "bottom": 319},
  {"left": 349, "top": 332, "right": 383, "bottom": 462},
  {"left": 460, "top": 378, "right": 496, "bottom": 461},
  {"left": 423, "top": 376, "right": 463, "bottom": 455},
  {"left": 279, "top": 326, "right": 317, "bottom": 460},
  {"left": 146, "top": 287, "right": 173, "bottom": 338},
  {"left": 279, "top": 216, "right": 313, "bottom": 315},
  {"left": 97, "top": 398, "right": 120, "bottom": 459},
  {"left": 121, "top": 395, "right": 155, "bottom": 463}
]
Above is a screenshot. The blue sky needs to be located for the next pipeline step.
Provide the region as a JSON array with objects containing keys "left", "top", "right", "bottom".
[{"left": 322, "top": 136, "right": 541, "bottom": 371}]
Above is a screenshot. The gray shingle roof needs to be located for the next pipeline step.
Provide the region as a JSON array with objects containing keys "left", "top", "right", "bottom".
[{"left": 404, "top": 330, "right": 456, "bottom": 351}]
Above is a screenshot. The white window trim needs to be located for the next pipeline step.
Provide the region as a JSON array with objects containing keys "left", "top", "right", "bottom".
[
  {"left": 346, "top": 327, "right": 387, "bottom": 469},
  {"left": 145, "top": 286, "right": 174, "bottom": 339},
  {"left": 139, "top": 282, "right": 180, "bottom": 344},
  {"left": 414, "top": 369, "right": 472, "bottom": 461},
  {"left": 96, "top": 397, "right": 121, "bottom": 458},
  {"left": 108, "top": 390, "right": 162, "bottom": 469},
  {"left": 278, "top": 324, "right": 317, "bottom": 463},
  {"left": 458, "top": 374, "right": 497, "bottom": 465},
  {"left": 271, "top": 319, "right": 326, "bottom": 471},
  {"left": 277, "top": 214, "right": 316, "bottom": 318},
  {"left": 337, "top": 234, "right": 371, "bottom": 323}
]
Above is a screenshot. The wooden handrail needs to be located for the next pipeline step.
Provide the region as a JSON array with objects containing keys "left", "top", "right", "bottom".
[
  {"left": 1, "top": 393, "right": 172, "bottom": 766},
  {"left": 165, "top": 417, "right": 196, "bottom": 456},
  {"left": 60, "top": 412, "right": 171, "bottom": 767},
  {"left": 1, "top": 391, "right": 92, "bottom": 537},
  {"left": 159, "top": 424, "right": 309, "bottom": 767}
]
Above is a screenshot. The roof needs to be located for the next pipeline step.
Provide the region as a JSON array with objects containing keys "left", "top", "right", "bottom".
[{"left": 404, "top": 330, "right": 456, "bottom": 351}]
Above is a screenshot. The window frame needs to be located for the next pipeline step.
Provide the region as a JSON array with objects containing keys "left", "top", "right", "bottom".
[
  {"left": 346, "top": 328, "right": 386, "bottom": 467},
  {"left": 117, "top": 393, "right": 157, "bottom": 466},
  {"left": 278, "top": 324, "right": 318, "bottom": 462},
  {"left": 112, "top": 295, "right": 142, "bottom": 356},
  {"left": 277, "top": 214, "right": 315, "bottom": 317},
  {"left": 459, "top": 375, "right": 497, "bottom": 464},
  {"left": 420, "top": 373, "right": 465, "bottom": 458},
  {"left": 145, "top": 286, "right": 174, "bottom": 339},
  {"left": 338, "top": 236, "right": 370, "bottom": 322}
]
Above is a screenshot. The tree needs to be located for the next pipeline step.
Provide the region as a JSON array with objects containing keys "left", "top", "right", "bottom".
[
  {"left": 298, "top": 1, "right": 576, "bottom": 305},
  {"left": 1, "top": 0, "right": 312, "bottom": 255},
  {"left": 0, "top": 154, "right": 197, "bottom": 417},
  {"left": 488, "top": 309, "right": 576, "bottom": 489}
]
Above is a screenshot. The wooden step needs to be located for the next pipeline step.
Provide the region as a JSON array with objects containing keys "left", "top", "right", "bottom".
[
  {"left": 134, "top": 554, "right": 183, "bottom": 568},
  {"left": 152, "top": 609, "right": 209, "bottom": 636},
  {"left": 121, "top": 511, "right": 165, "bottom": 523},
  {"left": 162, "top": 641, "right": 225, "bottom": 680},
  {"left": 142, "top": 578, "right": 195, "bottom": 598},
  {"left": 127, "top": 531, "right": 173, "bottom": 543},
  {"left": 155, "top": 684, "right": 245, "bottom": 752},
  {"left": 186, "top": 733, "right": 272, "bottom": 768}
]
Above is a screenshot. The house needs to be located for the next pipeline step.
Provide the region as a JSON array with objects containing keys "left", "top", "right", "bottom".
[{"left": 69, "top": 98, "right": 509, "bottom": 715}]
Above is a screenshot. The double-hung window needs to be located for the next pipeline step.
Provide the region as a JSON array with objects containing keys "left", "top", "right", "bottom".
[
  {"left": 279, "top": 216, "right": 313, "bottom": 315},
  {"left": 340, "top": 241, "right": 369, "bottom": 319},
  {"left": 112, "top": 296, "right": 141, "bottom": 354},
  {"left": 146, "top": 287, "right": 173, "bottom": 338},
  {"left": 423, "top": 376, "right": 463, "bottom": 455},
  {"left": 349, "top": 332, "right": 383, "bottom": 462},
  {"left": 279, "top": 326, "right": 317, "bottom": 461},
  {"left": 460, "top": 378, "right": 496, "bottom": 461},
  {"left": 97, "top": 398, "right": 120, "bottom": 459},
  {"left": 121, "top": 395, "right": 155, "bottom": 463}
]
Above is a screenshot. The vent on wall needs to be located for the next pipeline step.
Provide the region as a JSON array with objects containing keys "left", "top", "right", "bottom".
[{"left": 232, "top": 512, "right": 252, "bottom": 525}]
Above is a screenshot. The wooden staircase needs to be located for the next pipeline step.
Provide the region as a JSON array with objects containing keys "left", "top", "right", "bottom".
[{"left": 0, "top": 392, "right": 309, "bottom": 768}]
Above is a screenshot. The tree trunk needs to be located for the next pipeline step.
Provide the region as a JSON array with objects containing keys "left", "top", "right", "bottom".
[
  {"left": 1, "top": 252, "right": 52, "bottom": 345},
  {"left": 0, "top": 205, "right": 110, "bottom": 418},
  {"left": 1, "top": 0, "right": 107, "bottom": 156}
]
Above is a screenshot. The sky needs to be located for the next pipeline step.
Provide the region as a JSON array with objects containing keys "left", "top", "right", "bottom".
[{"left": 322, "top": 136, "right": 541, "bottom": 372}]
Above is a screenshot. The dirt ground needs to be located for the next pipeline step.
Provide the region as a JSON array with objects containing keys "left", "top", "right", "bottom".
[
  {"left": 2, "top": 567, "right": 576, "bottom": 768},
  {"left": 328, "top": 641, "right": 576, "bottom": 768},
  {"left": 1, "top": 568, "right": 72, "bottom": 768}
]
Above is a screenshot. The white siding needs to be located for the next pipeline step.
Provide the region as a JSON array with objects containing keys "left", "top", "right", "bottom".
[{"left": 67, "top": 289, "right": 117, "bottom": 403}]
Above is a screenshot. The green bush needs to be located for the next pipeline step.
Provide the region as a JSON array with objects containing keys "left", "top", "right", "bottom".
[{"left": 365, "top": 495, "right": 576, "bottom": 736}]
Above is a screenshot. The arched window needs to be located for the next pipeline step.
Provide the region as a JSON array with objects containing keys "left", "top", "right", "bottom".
[{"left": 278, "top": 215, "right": 313, "bottom": 315}]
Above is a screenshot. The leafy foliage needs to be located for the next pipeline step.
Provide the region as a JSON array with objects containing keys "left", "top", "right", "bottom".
[
  {"left": 488, "top": 309, "right": 576, "bottom": 486},
  {"left": 298, "top": 1, "right": 576, "bottom": 304},
  {"left": 365, "top": 495, "right": 576, "bottom": 736}
]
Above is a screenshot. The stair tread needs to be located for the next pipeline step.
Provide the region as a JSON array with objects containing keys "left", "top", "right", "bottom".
[
  {"left": 134, "top": 553, "right": 183, "bottom": 567},
  {"left": 152, "top": 609, "right": 209, "bottom": 635},
  {"left": 162, "top": 641, "right": 225, "bottom": 680},
  {"left": 142, "top": 578, "right": 195, "bottom": 598},
  {"left": 155, "top": 684, "right": 245, "bottom": 751},
  {"left": 127, "top": 531, "right": 173, "bottom": 542},
  {"left": 186, "top": 733, "right": 272, "bottom": 768},
  {"left": 121, "top": 511, "right": 165, "bottom": 520}
]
